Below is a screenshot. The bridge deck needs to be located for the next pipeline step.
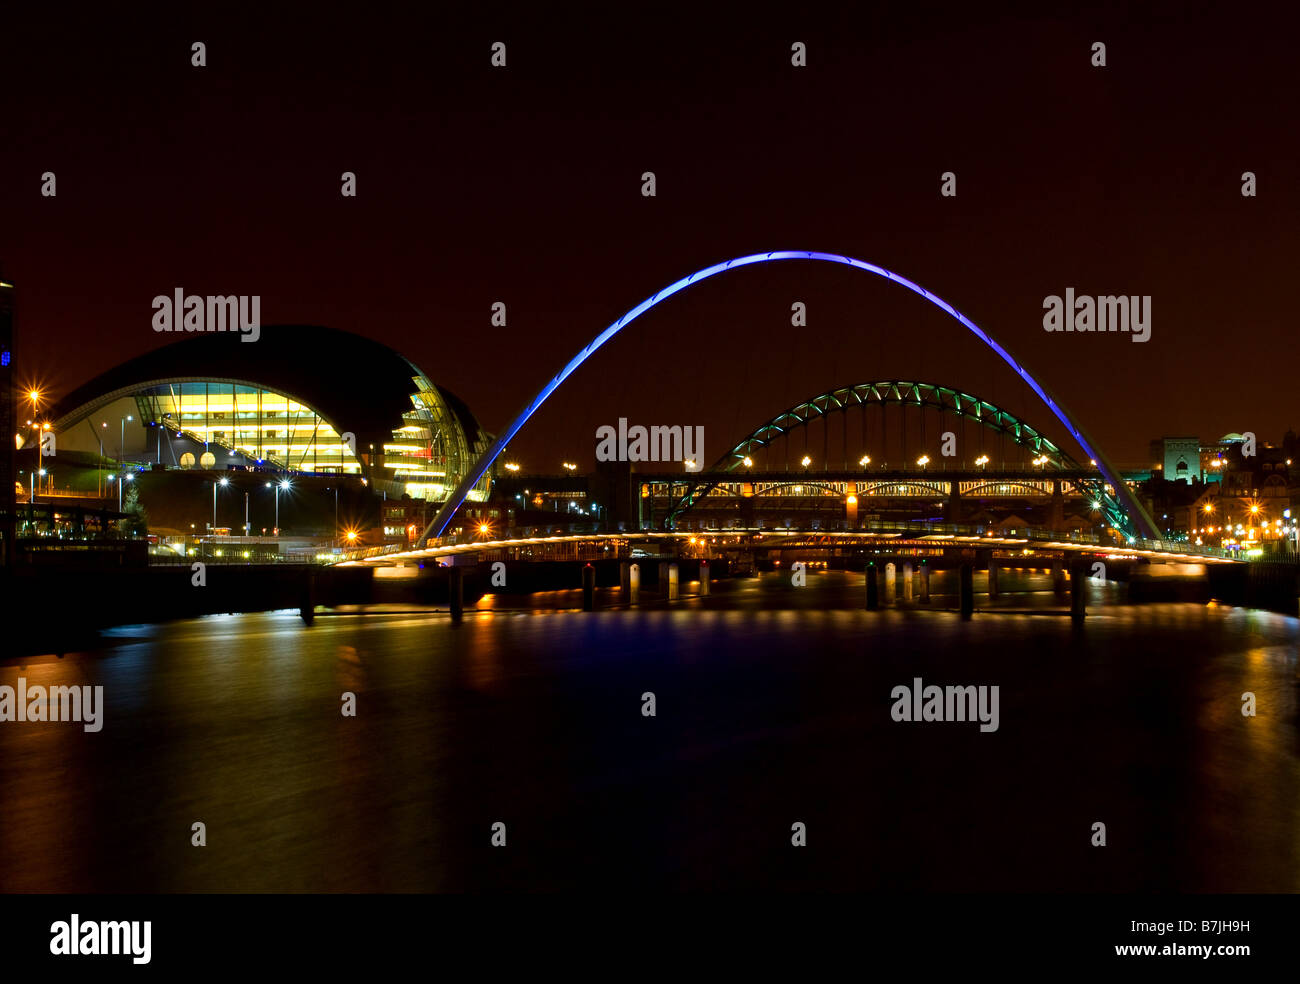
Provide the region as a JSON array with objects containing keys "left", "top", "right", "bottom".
[{"left": 340, "top": 522, "right": 1242, "bottom": 567}]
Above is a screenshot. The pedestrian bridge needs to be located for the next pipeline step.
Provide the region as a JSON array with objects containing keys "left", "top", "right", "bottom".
[{"left": 336, "top": 521, "right": 1243, "bottom": 568}]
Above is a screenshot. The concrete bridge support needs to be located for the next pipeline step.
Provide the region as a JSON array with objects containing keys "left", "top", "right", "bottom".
[
  {"left": 448, "top": 566, "right": 464, "bottom": 623},
  {"left": 667, "top": 562, "right": 679, "bottom": 601},
  {"left": 884, "top": 562, "right": 897, "bottom": 604},
  {"left": 944, "top": 481, "right": 962, "bottom": 523},
  {"left": 299, "top": 569, "right": 316, "bottom": 625},
  {"left": 903, "top": 562, "right": 913, "bottom": 601},
  {"left": 959, "top": 563, "right": 974, "bottom": 620},
  {"left": 628, "top": 562, "right": 640, "bottom": 604},
  {"left": 865, "top": 564, "right": 879, "bottom": 610},
  {"left": 920, "top": 563, "right": 931, "bottom": 603},
  {"left": 988, "top": 558, "right": 999, "bottom": 600},
  {"left": 1069, "top": 559, "right": 1087, "bottom": 622},
  {"left": 699, "top": 559, "right": 710, "bottom": 596},
  {"left": 582, "top": 563, "right": 595, "bottom": 611}
]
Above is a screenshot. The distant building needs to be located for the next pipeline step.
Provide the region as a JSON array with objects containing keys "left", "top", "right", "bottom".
[{"left": 1149, "top": 436, "right": 1202, "bottom": 484}]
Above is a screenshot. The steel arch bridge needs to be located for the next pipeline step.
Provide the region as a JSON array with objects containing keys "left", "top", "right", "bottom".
[
  {"left": 421, "top": 251, "right": 1161, "bottom": 544},
  {"left": 659, "top": 379, "right": 1127, "bottom": 530},
  {"left": 718, "top": 380, "right": 1074, "bottom": 471}
]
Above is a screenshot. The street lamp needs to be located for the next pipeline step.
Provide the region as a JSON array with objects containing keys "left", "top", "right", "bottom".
[
  {"left": 801, "top": 455, "right": 812, "bottom": 469},
  {"left": 29, "top": 467, "right": 46, "bottom": 529},
  {"left": 98, "top": 421, "right": 108, "bottom": 496},
  {"left": 975, "top": 454, "right": 989, "bottom": 469},
  {"left": 213, "top": 476, "right": 229, "bottom": 530},
  {"left": 120, "top": 414, "right": 133, "bottom": 463},
  {"left": 858, "top": 455, "right": 870, "bottom": 468},
  {"left": 917, "top": 454, "right": 930, "bottom": 470},
  {"left": 27, "top": 422, "right": 43, "bottom": 503},
  {"left": 265, "top": 479, "right": 290, "bottom": 534}
]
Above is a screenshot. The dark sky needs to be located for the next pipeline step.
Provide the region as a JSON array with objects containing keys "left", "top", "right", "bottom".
[{"left": 4, "top": 2, "right": 1297, "bottom": 469}]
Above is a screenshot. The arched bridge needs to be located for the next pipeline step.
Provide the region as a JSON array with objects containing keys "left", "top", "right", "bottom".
[
  {"left": 420, "top": 251, "right": 1162, "bottom": 544},
  {"left": 650, "top": 379, "right": 1129, "bottom": 531}
]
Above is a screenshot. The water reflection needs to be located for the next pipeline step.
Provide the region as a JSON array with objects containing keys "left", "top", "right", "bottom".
[{"left": 1, "top": 573, "right": 1296, "bottom": 891}]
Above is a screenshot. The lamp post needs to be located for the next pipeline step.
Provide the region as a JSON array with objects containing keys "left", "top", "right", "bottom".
[
  {"left": 30, "top": 468, "right": 45, "bottom": 532},
  {"left": 28, "top": 423, "right": 42, "bottom": 508},
  {"left": 98, "top": 422, "right": 107, "bottom": 497},
  {"left": 265, "top": 479, "right": 290, "bottom": 534},
  {"left": 213, "top": 476, "right": 229, "bottom": 530},
  {"left": 120, "top": 414, "right": 133, "bottom": 464}
]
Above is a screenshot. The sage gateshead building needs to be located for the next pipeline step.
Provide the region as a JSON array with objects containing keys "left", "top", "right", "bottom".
[{"left": 44, "top": 325, "right": 493, "bottom": 504}]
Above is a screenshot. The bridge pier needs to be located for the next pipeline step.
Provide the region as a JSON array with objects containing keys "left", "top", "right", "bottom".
[
  {"left": 582, "top": 563, "right": 596, "bottom": 611},
  {"left": 1070, "top": 560, "right": 1087, "bottom": 622},
  {"left": 699, "top": 559, "right": 710, "bottom": 596},
  {"left": 920, "top": 562, "right": 931, "bottom": 603},
  {"left": 620, "top": 561, "right": 631, "bottom": 595},
  {"left": 903, "top": 562, "right": 913, "bottom": 601},
  {"left": 945, "top": 480, "right": 962, "bottom": 523},
  {"left": 448, "top": 566, "right": 464, "bottom": 623},
  {"left": 667, "top": 562, "right": 679, "bottom": 601},
  {"left": 1050, "top": 480, "right": 1065, "bottom": 530},
  {"left": 988, "top": 558, "right": 999, "bottom": 600},
  {"left": 628, "top": 562, "right": 640, "bottom": 604},
  {"left": 959, "top": 563, "right": 974, "bottom": 620},
  {"left": 884, "top": 562, "right": 896, "bottom": 604},
  {"left": 865, "top": 563, "right": 879, "bottom": 610},
  {"left": 299, "top": 569, "right": 316, "bottom": 625}
]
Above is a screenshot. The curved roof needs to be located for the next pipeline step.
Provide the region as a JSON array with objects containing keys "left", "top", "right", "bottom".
[{"left": 49, "top": 324, "right": 484, "bottom": 452}]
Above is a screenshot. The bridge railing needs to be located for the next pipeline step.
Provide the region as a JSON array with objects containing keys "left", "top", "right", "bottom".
[
  {"left": 853, "top": 520, "right": 1234, "bottom": 560},
  {"left": 330, "top": 522, "right": 1239, "bottom": 564}
]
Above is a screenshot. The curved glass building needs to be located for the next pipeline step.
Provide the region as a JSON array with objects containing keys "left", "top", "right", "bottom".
[{"left": 44, "top": 325, "right": 491, "bottom": 502}]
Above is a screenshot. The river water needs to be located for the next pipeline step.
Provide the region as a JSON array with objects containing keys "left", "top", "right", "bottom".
[{"left": 2, "top": 571, "right": 1297, "bottom": 892}]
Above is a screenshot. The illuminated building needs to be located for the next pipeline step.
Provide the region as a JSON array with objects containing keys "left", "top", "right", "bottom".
[{"left": 45, "top": 325, "right": 492, "bottom": 503}]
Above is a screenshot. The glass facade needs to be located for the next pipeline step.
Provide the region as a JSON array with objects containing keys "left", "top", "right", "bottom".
[
  {"left": 136, "top": 382, "right": 362, "bottom": 473},
  {"left": 126, "top": 377, "right": 491, "bottom": 502},
  {"left": 384, "top": 376, "right": 491, "bottom": 502}
]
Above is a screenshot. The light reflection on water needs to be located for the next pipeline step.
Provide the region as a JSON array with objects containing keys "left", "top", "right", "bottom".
[{"left": 1, "top": 573, "right": 1296, "bottom": 892}]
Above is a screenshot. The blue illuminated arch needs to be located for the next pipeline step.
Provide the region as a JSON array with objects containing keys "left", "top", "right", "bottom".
[{"left": 422, "top": 251, "right": 1159, "bottom": 542}]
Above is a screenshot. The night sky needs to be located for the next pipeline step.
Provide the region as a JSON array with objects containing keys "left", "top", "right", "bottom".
[{"left": 4, "top": 3, "right": 1296, "bottom": 469}]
